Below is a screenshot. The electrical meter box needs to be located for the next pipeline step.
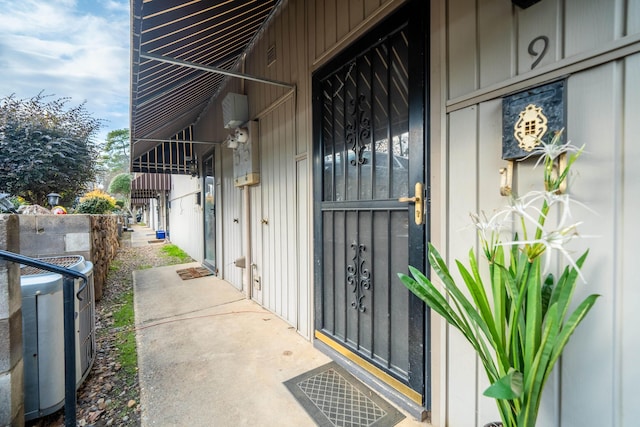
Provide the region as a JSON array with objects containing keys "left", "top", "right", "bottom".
[
  {"left": 222, "top": 92, "right": 248, "bottom": 129},
  {"left": 233, "top": 120, "right": 260, "bottom": 186}
]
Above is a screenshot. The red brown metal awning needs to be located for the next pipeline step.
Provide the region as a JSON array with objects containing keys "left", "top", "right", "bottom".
[
  {"left": 131, "top": 127, "right": 196, "bottom": 174},
  {"left": 130, "top": 0, "right": 290, "bottom": 174},
  {"left": 131, "top": 173, "right": 171, "bottom": 206}
]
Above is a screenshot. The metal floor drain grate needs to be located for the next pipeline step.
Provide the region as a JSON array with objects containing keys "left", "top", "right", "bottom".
[
  {"left": 297, "top": 368, "right": 386, "bottom": 426},
  {"left": 284, "top": 362, "right": 405, "bottom": 427}
]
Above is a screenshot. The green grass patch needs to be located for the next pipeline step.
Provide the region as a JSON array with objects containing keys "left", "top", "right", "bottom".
[
  {"left": 113, "top": 290, "right": 138, "bottom": 385},
  {"left": 113, "top": 290, "right": 134, "bottom": 326},
  {"left": 160, "top": 244, "right": 192, "bottom": 264},
  {"left": 109, "top": 260, "right": 122, "bottom": 272}
]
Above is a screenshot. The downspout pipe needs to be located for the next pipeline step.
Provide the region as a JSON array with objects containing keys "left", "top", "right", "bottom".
[
  {"left": 240, "top": 52, "right": 252, "bottom": 300},
  {"left": 244, "top": 185, "right": 252, "bottom": 300}
]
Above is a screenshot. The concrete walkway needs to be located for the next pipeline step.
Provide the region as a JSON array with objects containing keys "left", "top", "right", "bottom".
[{"left": 130, "top": 226, "right": 425, "bottom": 426}]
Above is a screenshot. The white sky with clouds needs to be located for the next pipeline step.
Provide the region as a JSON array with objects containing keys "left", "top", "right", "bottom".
[{"left": 0, "top": 0, "right": 130, "bottom": 143}]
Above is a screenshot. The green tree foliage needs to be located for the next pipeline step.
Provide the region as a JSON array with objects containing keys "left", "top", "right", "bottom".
[
  {"left": 75, "top": 189, "right": 117, "bottom": 214},
  {"left": 76, "top": 196, "right": 115, "bottom": 214},
  {"left": 108, "top": 173, "right": 132, "bottom": 210},
  {"left": 108, "top": 173, "right": 131, "bottom": 195},
  {"left": 0, "top": 93, "right": 102, "bottom": 205},
  {"left": 101, "top": 128, "right": 130, "bottom": 174}
]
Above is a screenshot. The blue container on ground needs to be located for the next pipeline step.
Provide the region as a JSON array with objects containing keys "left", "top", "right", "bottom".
[{"left": 156, "top": 230, "right": 166, "bottom": 239}]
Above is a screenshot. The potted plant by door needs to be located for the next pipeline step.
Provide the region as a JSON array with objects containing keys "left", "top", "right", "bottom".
[{"left": 399, "top": 130, "right": 598, "bottom": 427}]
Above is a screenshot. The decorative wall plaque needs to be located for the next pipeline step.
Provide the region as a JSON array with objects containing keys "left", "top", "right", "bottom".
[{"left": 502, "top": 80, "right": 565, "bottom": 160}]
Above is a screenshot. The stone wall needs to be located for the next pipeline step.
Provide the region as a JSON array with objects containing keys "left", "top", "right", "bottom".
[
  {"left": 89, "top": 215, "right": 120, "bottom": 300},
  {"left": 0, "top": 214, "right": 24, "bottom": 426},
  {"left": 18, "top": 214, "right": 120, "bottom": 300},
  {"left": 18, "top": 214, "right": 92, "bottom": 259}
]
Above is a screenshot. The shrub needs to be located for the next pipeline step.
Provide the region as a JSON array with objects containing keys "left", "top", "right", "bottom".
[
  {"left": 80, "top": 189, "right": 116, "bottom": 205},
  {"left": 76, "top": 197, "right": 115, "bottom": 214},
  {"left": 76, "top": 190, "right": 117, "bottom": 214}
]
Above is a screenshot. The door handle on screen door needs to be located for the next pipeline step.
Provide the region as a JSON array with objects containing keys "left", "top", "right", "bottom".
[{"left": 399, "top": 182, "right": 424, "bottom": 225}]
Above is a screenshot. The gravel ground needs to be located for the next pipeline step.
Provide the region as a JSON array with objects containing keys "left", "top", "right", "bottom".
[{"left": 27, "top": 231, "right": 190, "bottom": 427}]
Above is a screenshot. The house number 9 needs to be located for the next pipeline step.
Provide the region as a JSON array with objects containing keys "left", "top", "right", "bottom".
[{"left": 528, "top": 35, "right": 549, "bottom": 69}]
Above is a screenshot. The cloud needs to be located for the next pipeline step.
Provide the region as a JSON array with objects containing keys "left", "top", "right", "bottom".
[
  {"left": 102, "top": 0, "right": 129, "bottom": 13},
  {"left": 0, "top": 0, "right": 130, "bottom": 142}
]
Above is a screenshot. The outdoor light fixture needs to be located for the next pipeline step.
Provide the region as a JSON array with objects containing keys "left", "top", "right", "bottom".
[
  {"left": 225, "top": 133, "right": 238, "bottom": 149},
  {"left": 235, "top": 127, "right": 249, "bottom": 143},
  {"left": 188, "top": 158, "right": 199, "bottom": 178},
  {"left": 47, "top": 192, "right": 61, "bottom": 207}
]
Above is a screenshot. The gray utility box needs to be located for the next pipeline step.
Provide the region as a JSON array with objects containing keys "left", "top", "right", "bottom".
[{"left": 21, "top": 255, "right": 96, "bottom": 421}]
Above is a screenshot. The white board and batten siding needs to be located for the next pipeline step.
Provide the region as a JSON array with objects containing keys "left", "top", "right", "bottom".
[
  {"left": 231, "top": 0, "right": 415, "bottom": 339},
  {"left": 250, "top": 97, "right": 299, "bottom": 329},
  {"left": 243, "top": 0, "right": 307, "bottom": 334},
  {"left": 187, "top": 0, "right": 315, "bottom": 336},
  {"left": 441, "top": 0, "right": 640, "bottom": 426},
  {"left": 167, "top": 175, "right": 203, "bottom": 263},
  {"left": 192, "top": 79, "right": 245, "bottom": 289},
  {"left": 228, "top": 0, "right": 399, "bottom": 338},
  {"left": 219, "top": 147, "right": 244, "bottom": 291},
  {"left": 242, "top": 0, "right": 311, "bottom": 337},
  {"left": 147, "top": 198, "right": 159, "bottom": 231}
]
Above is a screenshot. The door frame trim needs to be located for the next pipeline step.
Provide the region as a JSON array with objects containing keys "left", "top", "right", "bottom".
[
  {"left": 315, "top": 330, "right": 422, "bottom": 404},
  {"left": 202, "top": 152, "right": 217, "bottom": 273},
  {"left": 311, "top": 0, "right": 429, "bottom": 408}
]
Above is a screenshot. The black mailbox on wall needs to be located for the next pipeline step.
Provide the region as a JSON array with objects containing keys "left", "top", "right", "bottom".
[{"left": 502, "top": 80, "right": 566, "bottom": 160}]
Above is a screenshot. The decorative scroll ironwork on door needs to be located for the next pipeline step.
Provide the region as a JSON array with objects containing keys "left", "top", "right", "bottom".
[
  {"left": 347, "top": 242, "right": 371, "bottom": 312},
  {"left": 347, "top": 93, "right": 371, "bottom": 166},
  {"left": 314, "top": 1, "right": 428, "bottom": 402}
]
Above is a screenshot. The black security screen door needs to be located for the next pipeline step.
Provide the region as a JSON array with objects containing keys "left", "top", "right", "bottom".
[{"left": 313, "top": 1, "right": 428, "bottom": 404}]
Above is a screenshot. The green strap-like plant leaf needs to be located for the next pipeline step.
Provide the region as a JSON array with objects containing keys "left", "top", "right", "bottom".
[
  {"left": 540, "top": 273, "right": 554, "bottom": 316},
  {"left": 484, "top": 368, "right": 523, "bottom": 400},
  {"left": 519, "top": 303, "right": 560, "bottom": 426},
  {"left": 524, "top": 257, "right": 543, "bottom": 378}
]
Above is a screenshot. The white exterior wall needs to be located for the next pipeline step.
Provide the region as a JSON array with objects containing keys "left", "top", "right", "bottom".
[
  {"left": 219, "top": 146, "right": 244, "bottom": 291},
  {"left": 191, "top": 0, "right": 315, "bottom": 337},
  {"left": 148, "top": 198, "right": 159, "bottom": 231},
  {"left": 198, "top": 95, "right": 307, "bottom": 332},
  {"left": 436, "top": 0, "right": 640, "bottom": 426},
  {"left": 250, "top": 95, "right": 302, "bottom": 332},
  {"left": 167, "top": 175, "right": 203, "bottom": 263},
  {"left": 171, "top": 1, "right": 639, "bottom": 423}
]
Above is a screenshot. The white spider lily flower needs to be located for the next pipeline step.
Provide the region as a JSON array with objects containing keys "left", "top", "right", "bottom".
[
  {"left": 501, "top": 222, "right": 588, "bottom": 283},
  {"left": 544, "top": 191, "right": 597, "bottom": 228},
  {"left": 470, "top": 210, "right": 511, "bottom": 261},
  {"left": 523, "top": 190, "right": 574, "bottom": 229},
  {"left": 470, "top": 211, "right": 509, "bottom": 243},
  {"left": 496, "top": 193, "right": 546, "bottom": 232},
  {"left": 518, "top": 129, "right": 583, "bottom": 169}
]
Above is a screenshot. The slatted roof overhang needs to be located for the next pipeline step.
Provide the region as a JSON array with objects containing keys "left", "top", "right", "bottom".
[
  {"left": 130, "top": 0, "right": 292, "bottom": 174},
  {"left": 131, "top": 172, "right": 172, "bottom": 206}
]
